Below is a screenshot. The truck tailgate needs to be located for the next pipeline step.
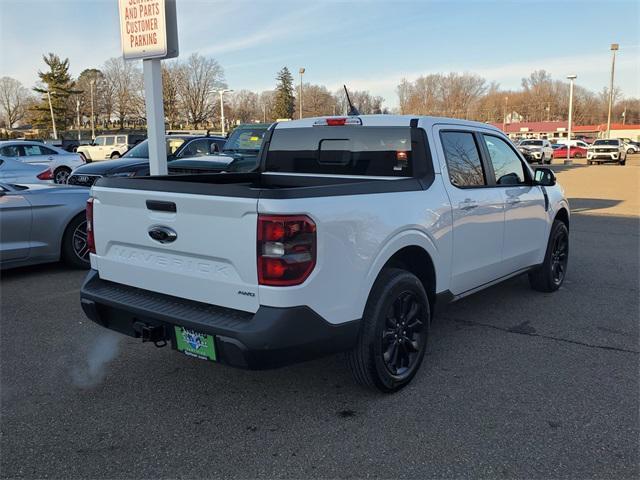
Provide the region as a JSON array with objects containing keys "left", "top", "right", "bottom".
[{"left": 91, "top": 186, "right": 259, "bottom": 313}]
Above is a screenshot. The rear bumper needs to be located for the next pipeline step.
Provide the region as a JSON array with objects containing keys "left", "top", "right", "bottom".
[{"left": 80, "top": 270, "right": 360, "bottom": 369}]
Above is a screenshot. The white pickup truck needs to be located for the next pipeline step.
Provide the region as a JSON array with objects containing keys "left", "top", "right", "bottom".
[{"left": 80, "top": 115, "right": 570, "bottom": 392}]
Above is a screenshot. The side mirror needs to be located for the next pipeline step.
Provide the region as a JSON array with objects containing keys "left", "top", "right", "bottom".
[
  {"left": 212, "top": 144, "right": 220, "bottom": 153},
  {"left": 534, "top": 167, "right": 556, "bottom": 187}
]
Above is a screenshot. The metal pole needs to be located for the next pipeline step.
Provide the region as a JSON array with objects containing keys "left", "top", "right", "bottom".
[
  {"left": 262, "top": 103, "right": 266, "bottom": 123},
  {"left": 47, "top": 91, "right": 57, "bottom": 140},
  {"left": 606, "top": 44, "right": 618, "bottom": 138},
  {"left": 143, "top": 58, "right": 167, "bottom": 175},
  {"left": 502, "top": 96, "right": 508, "bottom": 132},
  {"left": 90, "top": 80, "right": 96, "bottom": 140},
  {"left": 299, "top": 67, "right": 305, "bottom": 120},
  {"left": 219, "top": 91, "right": 225, "bottom": 136},
  {"left": 77, "top": 98, "right": 81, "bottom": 142},
  {"left": 566, "top": 75, "right": 576, "bottom": 165}
]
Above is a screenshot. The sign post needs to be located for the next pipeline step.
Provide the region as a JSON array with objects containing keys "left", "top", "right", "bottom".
[{"left": 118, "top": 0, "right": 178, "bottom": 175}]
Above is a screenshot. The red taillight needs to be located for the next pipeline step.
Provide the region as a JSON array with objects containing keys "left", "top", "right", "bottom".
[
  {"left": 257, "top": 214, "right": 316, "bottom": 286},
  {"left": 37, "top": 168, "right": 53, "bottom": 180},
  {"left": 86, "top": 198, "right": 95, "bottom": 254},
  {"left": 326, "top": 118, "right": 347, "bottom": 126}
]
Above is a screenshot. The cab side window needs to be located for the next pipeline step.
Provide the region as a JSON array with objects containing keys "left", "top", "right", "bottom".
[
  {"left": 482, "top": 135, "right": 526, "bottom": 185},
  {"left": 441, "top": 131, "right": 486, "bottom": 187},
  {"left": 94, "top": 137, "right": 106, "bottom": 146}
]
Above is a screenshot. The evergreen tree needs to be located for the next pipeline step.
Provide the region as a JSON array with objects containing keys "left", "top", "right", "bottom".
[
  {"left": 32, "top": 53, "right": 80, "bottom": 133},
  {"left": 273, "top": 67, "right": 294, "bottom": 120}
]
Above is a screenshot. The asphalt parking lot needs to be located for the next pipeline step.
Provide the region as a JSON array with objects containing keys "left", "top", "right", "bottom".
[{"left": 1, "top": 157, "right": 639, "bottom": 479}]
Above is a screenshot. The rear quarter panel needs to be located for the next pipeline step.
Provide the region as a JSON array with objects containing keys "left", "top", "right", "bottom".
[{"left": 257, "top": 179, "right": 453, "bottom": 325}]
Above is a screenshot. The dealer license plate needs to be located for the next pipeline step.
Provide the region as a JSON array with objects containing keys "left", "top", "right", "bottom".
[{"left": 174, "top": 326, "right": 217, "bottom": 361}]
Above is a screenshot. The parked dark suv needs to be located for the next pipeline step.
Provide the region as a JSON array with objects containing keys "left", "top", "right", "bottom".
[{"left": 67, "top": 134, "right": 226, "bottom": 186}]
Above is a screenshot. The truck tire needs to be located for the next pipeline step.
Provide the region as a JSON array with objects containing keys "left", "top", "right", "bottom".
[
  {"left": 528, "top": 220, "right": 569, "bottom": 292},
  {"left": 61, "top": 213, "right": 90, "bottom": 269},
  {"left": 347, "top": 268, "right": 430, "bottom": 393},
  {"left": 111, "top": 152, "right": 121, "bottom": 159}
]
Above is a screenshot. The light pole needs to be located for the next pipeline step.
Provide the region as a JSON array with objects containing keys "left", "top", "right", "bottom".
[
  {"left": 215, "top": 89, "right": 234, "bottom": 135},
  {"left": 299, "top": 67, "right": 305, "bottom": 119},
  {"left": 502, "top": 96, "right": 509, "bottom": 132},
  {"left": 606, "top": 43, "right": 619, "bottom": 138},
  {"left": 46, "top": 91, "right": 58, "bottom": 140},
  {"left": 566, "top": 74, "right": 577, "bottom": 165},
  {"left": 76, "top": 98, "right": 81, "bottom": 142},
  {"left": 89, "top": 79, "right": 96, "bottom": 140}
]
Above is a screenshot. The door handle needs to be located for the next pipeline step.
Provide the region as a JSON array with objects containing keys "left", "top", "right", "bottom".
[{"left": 459, "top": 199, "right": 478, "bottom": 210}]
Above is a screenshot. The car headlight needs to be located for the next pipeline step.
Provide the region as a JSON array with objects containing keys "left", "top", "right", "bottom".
[{"left": 109, "top": 171, "right": 136, "bottom": 177}]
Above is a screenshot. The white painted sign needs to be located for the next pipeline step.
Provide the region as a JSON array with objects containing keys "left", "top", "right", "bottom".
[{"left": 118, "top": 0, "right": 174, "bottom": 60}]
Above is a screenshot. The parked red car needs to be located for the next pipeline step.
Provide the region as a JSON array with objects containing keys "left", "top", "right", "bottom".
[{"left": 553, "top": 145, "right": 588, "bottom": 159}]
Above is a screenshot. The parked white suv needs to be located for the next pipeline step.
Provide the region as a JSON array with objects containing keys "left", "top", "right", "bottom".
[
  {"left": 76, "top": 134, "right": 145, "bottom": 162},
  {"left": 517, "top": 139, "right": 554, "bottom": 164},
  {"left": 80, "top": 115, "right": 570, "bottom": 392},
  {"left": 587, "top": 139, "right": 627, "bottom": 165}
]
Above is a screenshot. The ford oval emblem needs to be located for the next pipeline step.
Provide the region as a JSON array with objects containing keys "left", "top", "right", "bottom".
[{"left": 148, "top": 225, "right": 177, "bottom": 244}]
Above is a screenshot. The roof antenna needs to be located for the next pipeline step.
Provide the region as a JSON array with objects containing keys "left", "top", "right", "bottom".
[{"left": 343, "top": 85, "right": 360, "bottom": 116}]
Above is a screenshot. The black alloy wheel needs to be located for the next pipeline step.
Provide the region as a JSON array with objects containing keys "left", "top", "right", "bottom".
[
  {"left": 550, "top": 229, "right": 568, "bottom": 285},
  {"left": 347, "top": 268, "right": 430, "bottom": 392},
  {"left": 381, "top": 291, "right": 425, "bottom": 376},
  {"left": 529, "top": 220, "right": 569, "bottom": 292},
  {"left": 62, "top": 215, "right": 90, "bottom": 269}
]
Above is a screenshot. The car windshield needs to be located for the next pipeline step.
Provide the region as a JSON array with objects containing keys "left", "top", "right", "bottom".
[
  {"left": 520, "top": 140, "right": 543, "bottom": 146},
  {"left": 593, "top": 140, "right": 619, "bottom": 146},
  {"left": 123, "top": 138, "right": 186, "bottom": 158},
  {"left": 223, "top": 127, "right": 267, "bottom": 152}
]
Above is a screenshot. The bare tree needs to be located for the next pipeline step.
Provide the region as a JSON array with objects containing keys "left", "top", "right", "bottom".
[
  {"left": 178, "top": 53, "right": 226, "bottom": 128},
  {"left": 295, "top": 84, "right": 337, "bottom": 118},
  {"left": 0, "top": 77, "right": 31, "bottom": 129},
  {"left": 162, "top": 60, "right": 184, "bottom": 129},
  {"left": 103, "top": 57, "right": 142, "bottom": 128},
  {"left": 229, "top": 89, "right": 260, "bottom": 124},
  {"left": 335, "top": 88, "right": 384, "bottom": 115}
]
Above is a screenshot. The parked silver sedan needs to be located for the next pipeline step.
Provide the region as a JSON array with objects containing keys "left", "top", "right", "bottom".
[
  {"left": 0, "top": 156, "right": 52, "bottom": 184},
  {"left": 0, "top": 183, "right": 90, "bottom": 269},
  {"left": 0, "top": 141, "right": 85, "bottom": 184}
]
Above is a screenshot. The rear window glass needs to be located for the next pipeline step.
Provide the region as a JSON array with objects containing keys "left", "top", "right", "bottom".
[
  {"left": 265, "top": 126, "right": 419, "bottom": 177},
  {"left": 593, "top": 140, "right": 619, "bottom": 146}
]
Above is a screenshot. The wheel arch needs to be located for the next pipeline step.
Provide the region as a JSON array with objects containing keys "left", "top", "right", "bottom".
[
  {"left": 362, "top": 230, "right": 443, "bottom": 316},
  {"left": 382, "top": 246, "right": 437, "bottom": 312}
]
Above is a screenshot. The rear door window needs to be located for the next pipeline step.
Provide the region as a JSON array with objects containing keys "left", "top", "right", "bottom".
[
  {"left": 266, "top": 126, "right": 421, "bottom": 177},
  {"left": 440, "top": 131, "right": 486, "bottom": 187},
  {"left": 104, "top": 136, "right": 115, "bottom": 146}
]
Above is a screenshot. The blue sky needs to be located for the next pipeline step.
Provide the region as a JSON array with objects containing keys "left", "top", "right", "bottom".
[{"left": 1, "top": 0, "right": 638, "bottom": 108}]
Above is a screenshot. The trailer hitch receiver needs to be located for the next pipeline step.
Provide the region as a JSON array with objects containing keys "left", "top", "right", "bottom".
[{"left": 132, "top": 321, "right": 167, "bottom": 347}]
